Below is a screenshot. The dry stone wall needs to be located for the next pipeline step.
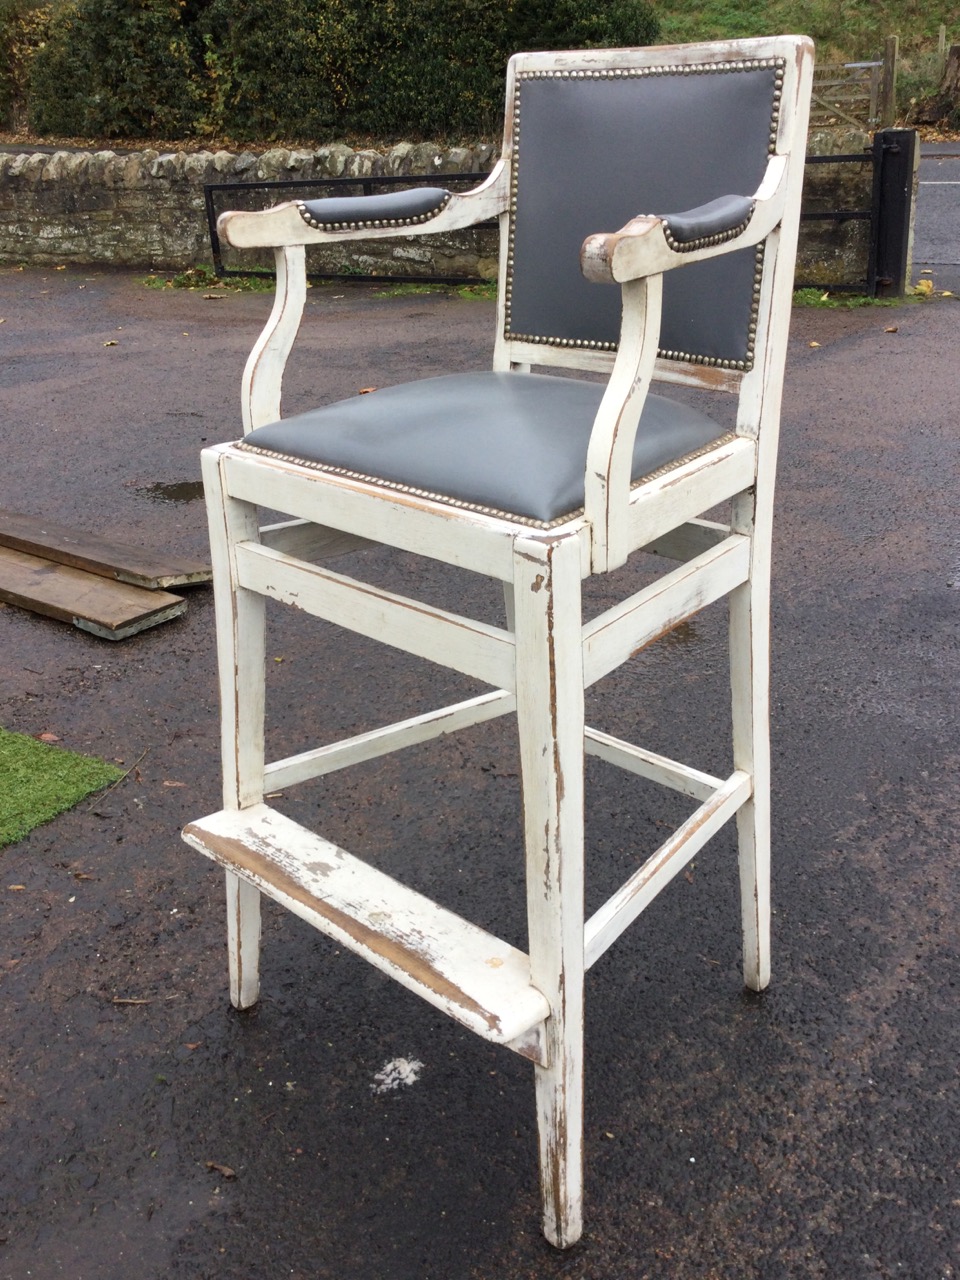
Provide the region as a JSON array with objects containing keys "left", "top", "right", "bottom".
[
  {"left": 0, "top": 133, "right": 881, "bottom": 287},
  {"left": 0, "top": 142, "right": 500, "bottom": 278}
]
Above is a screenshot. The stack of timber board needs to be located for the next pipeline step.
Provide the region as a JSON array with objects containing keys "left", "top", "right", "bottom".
[{"left": 0, "top": 509, "right": 211, "bottom": 640}]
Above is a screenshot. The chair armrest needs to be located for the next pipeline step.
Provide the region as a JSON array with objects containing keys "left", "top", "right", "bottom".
[
  {"left": 581, "top": 153, "right": 788, "bottom": 284},
  {"left": 656, "top": 195, "right": 755, "bottom": 249},
  {"left": 219, "top": 161, "right": 510, "bottom": 249}
]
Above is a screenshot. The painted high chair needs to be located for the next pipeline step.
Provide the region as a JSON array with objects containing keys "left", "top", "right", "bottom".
[{"left": 184, "top": 35, "right": 814, "bottom": 1247}]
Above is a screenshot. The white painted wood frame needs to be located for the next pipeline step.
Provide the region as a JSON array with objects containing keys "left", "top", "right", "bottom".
[{"left": 185, "top": 35, "right": 815, "bottom": 1251}]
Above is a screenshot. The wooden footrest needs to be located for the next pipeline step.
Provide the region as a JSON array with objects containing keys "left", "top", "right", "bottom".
[{"left": 183, "top": 805, "right": 551, "bottom": 1050}]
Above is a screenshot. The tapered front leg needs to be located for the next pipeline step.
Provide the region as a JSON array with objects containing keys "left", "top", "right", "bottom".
[
  {"left": 729, "top": 493, "right": 772, "bottom": 992},
  {"left": 201, "top": 446, "right": 266, "bottom": 1008},
  {"left": 512, "top": 534, "right": 586, "bottom": 1248}
]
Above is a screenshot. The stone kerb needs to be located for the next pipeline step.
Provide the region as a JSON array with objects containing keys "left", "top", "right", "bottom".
[{"left": 0, "top": 134, "right": 877, "bottom": 287}]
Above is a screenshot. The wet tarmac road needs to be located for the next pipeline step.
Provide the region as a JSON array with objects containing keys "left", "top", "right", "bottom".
[
  {"left": 915, "top": 143, "right": 960, "bottom": 294},
  {"left": 0, "top": 267, "right": 958, "bottom": 1280}
]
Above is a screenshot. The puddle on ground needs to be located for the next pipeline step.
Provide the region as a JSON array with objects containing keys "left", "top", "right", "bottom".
[{"left": 138, "top": 480, "right": 206, "bottom": 503}]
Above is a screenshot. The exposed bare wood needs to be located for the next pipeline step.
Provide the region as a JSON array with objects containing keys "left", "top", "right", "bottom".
[
  {"left": 183, "top": 804, "right": 551, "bottom": 1055},
  {"left": 513, "top": 534, "right": 586, "bottom": 1248}
]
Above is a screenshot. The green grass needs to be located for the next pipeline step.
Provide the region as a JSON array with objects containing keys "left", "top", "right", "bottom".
[
  {"left": 657, "top": 1, "right": 959, "bottom": 61},
  {"left": 0, "top": 728, "right": 123, "bottom": 847},
  {"left": 141, "top": 265, "right": 274, "bottom": 292},
  {"left": 793, "top": 287, "right": 900, "bottom": 307},
  {"left": 372, "top": 280, "right": 497, "bottom": 300}
]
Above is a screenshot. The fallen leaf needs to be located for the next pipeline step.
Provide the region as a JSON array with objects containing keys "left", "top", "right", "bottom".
[
  {"left": 111, "top": 997, "right": 152, "bottom": 1005},
  {"left": 920, "top": 268, "right": 933, "bottom": 274},
  {"left": 73, "top": 872, "right": 95, "bottom": 881},
  {"left": 205, "top": 1161, "right": 236, "bottom": 1179},
  {"left": 0, "top": 317, "right": 6, "bottom": 324},
  {"left": 202, "top": 293, "right": 226, "bottom": 300},
  {"left": 183, "top": 1042, "right": 201, "bottom": 1050},
  {"left": 914, "top": 279, "right": 934, "bottom": 297},
  {"left": 684, "top": 869, "right": 694, "bottom": 883},
  {"left": 7, "top": 886, "right": 26, "bottom": 892},
  {"left": 358, "top": 386, "right": 377, "bottom": 394},
  {"left": 103, "top": 340, "right": 118, "bottom": 346},
  {"left": 4, "top": 959, "right": 21, "bottom": 969},
  {"left": 162, "top": 780, "right": 186, "bottom": 788},
  {"left": 943, "top": 290, "right": 953, "bottom": 297},
  {"left": 808, "top": 341, "right": 821, "bottom": 348},
  {"left": 884, "top": 325, "right": 898, "bottom": 333},
  {"left": 37, "top": 731, "right": 60, "bottom": 743}
]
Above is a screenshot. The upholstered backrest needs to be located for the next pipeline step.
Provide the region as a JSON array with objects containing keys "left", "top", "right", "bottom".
[{"left": 504, "top": 51, "right": 785, "bottom": 372}]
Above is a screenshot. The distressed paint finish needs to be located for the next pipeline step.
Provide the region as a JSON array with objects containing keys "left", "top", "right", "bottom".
[
  {"left": 184, "top": 35, "right": 814, "bottom": 1249},
  {"left": 513, "top": 534, "right": 586, "bottom": 1248},
  {"left": 184, "top": 805, "right": 551, "bottom": 1054}
]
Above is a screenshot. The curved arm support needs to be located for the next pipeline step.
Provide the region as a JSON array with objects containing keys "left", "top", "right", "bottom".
[
  {"left": 580, "top": 154, "right": 788, "bottom": 285},
  {"left": 241, "top": 245, "right": 307, "bottom": 433},
  {"left": 219, "top": 161, "right": 510, "bottom": 250},
  {"left": 584, "top": 274, "right": 664, "bottom": 573}
]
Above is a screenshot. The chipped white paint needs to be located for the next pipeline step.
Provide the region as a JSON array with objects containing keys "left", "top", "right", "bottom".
[
  {"left": 371, "top": 1058, "right": 425, "bottom": 1093},
  {"left": 185, "top": 34, "right": 814, "bottom": 1251}
]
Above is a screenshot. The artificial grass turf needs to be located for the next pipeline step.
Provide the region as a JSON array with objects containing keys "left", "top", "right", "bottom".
[{"left": 0, "top": 727, "right": 123, "bottom": 847}]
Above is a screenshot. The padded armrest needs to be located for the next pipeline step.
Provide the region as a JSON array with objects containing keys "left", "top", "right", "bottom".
[
  {"left": 580, "top": 152, "right": 789, "bottom": 285},
  {"left": 218, "top": 162, "right": 509, "bottom": 249},
  {"left": 655, "top": 195, "right": 755, "bottom": 251},
  {"left": 297, "top": 187, "right": 451, "bottom": 232}
]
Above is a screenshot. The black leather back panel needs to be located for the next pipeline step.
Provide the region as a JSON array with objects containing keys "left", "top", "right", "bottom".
[{"left": 507, "top": 63, "right": 779, "bottom": 367}]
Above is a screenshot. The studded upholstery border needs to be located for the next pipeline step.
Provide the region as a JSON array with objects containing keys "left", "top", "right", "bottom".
[
  {"left": 236, "top": 431, "right": 738, "bottom": 531},
  {"left": 504, "top": 58, "right": 785, "bottom": 372},
  {"left": 296, "top": 191, "right": 452, "bottom": 233}
]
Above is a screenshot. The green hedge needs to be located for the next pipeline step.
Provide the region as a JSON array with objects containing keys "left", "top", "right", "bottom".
[{"left": 6, "top": 0, "right": 660, "bottom": 141}]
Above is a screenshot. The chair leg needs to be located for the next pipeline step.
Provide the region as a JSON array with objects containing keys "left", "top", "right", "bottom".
[
  {"left": 201, "top": 448, "right": 267, "bottom": 1008},
  {"left": 729, "top": 530, "right": 772, "bottom": 993},
  {"left": 513, "top": 534, "right": 585, "bottom": 1249}
]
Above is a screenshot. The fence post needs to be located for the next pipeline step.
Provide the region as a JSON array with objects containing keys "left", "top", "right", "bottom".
[
  {"left": 879, "top": 35, "right": 899, "bottom": 127},
  {"left": 869, "top": 128, "right": 918, "bottom": 297}
]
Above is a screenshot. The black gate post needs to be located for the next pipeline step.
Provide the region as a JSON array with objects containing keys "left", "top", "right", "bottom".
[{"left": 869, "top": 127, "right": 918, "bottom": 297}]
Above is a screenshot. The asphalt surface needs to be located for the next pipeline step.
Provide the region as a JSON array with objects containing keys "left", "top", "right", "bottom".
[
  {"left": 915, "top": 142, "right": 960, "bottom": 294},
  {"left": 0, "top": 268, "right": 958, "bottom": 1280}
]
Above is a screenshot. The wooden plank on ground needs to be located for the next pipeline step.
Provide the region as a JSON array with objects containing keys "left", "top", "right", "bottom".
[
  {"left": 0, "top": 509, "right": 211, "bottom": 589},
  {"left": 0, "top": 545, "right": 186, "bottom": 639}
]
